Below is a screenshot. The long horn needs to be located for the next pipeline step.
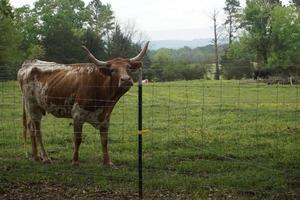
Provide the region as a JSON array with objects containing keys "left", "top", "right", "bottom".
[
  {"left": 130, "top": 41, "right": 150, "bottom": 62},
  {"left": 82, "top": 45, "right": 108, "bottom": 66}
]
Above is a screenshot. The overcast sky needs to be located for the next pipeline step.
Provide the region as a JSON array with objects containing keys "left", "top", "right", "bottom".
[{"left": 10, "top": 0, "right": 290, "bottom": 40}]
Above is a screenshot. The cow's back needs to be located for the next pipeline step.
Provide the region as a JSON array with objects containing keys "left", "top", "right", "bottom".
[
  {"left": 18, "top": 60, "right": 113, "bottom": 120},
  {"left": 18, "top": 60, "right": 81, "bottom": 118}
]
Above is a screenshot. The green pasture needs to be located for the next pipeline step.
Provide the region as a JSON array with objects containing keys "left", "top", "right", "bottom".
[{"left": 0, "top": 80, "right": 299, "bottom": 199}]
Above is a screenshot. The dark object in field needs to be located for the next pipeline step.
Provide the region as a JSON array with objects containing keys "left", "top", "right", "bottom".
[
  {"left": 264, "top": 75, "right": 300, "bottom": 85},
  {"left": 18, "top": 41, "right": 149, "bottom": 166},
  {"left": 253, "top": 69, "right": 272, "bottom": 80}
]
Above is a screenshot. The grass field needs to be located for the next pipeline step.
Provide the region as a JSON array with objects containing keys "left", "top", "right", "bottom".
[{"left": 0, "top": 80, "right": 300, "bottom": 199}]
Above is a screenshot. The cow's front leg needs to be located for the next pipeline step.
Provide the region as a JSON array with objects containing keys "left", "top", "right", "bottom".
[
  {"left": 100, "top": 124, "right": 113, "bottom": 166},
  {"left": 72, "top": 120, "right": 83, "bottom": 166}
]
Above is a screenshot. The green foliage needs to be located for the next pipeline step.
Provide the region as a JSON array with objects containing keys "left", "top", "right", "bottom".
[
  {"left": 0, "top": 0, "right": 145, "bottom": 72},
  {"left": 224, "top": 0, "right": 240, "bottom": 18},
  {"left": 12, "top": 0, "right": 141, "bottom": 64},
  {"left": 2, "top": 0, "right": 299, "bottom": 81},
  {"left": 241, "top": 0, "right": 273, "bottom": 65},
  {"left": 0, "top": 15, "right": 22, "bottom": 65},
  {"left": 145, "top": 46, "right": 223, "bottom": 81},
  {"left": 0, "top": 0, "right": 22, "bottom": 77},
  {"left": 221, "top": 38, "right": 255, "bottom": 79},
  {"left": 26, "top": 44, "right": 45, "bottom": 60},
  {"left": 292, "top": 0, "right": 300, "bottom": 7},
  {"left": 106, "top": 24, "right": 140, "bottom": 59},
  {"left": 268, "top": 6, "right": 300, "bottom": 73},
  {"left": 267, "top": 0, "right": 282, "bottom": 5},
  {"left": 32, "top": 0, "right": 87, "bottom": 63},
  {"left": 0, "top": 0, "right": 147, "bottom": 80},
  {"left": 14, "top": 5, "right": 40, "bottom": 59},
  {"left": 83, "top": 28, "right": 106, "bottom": 61},
  {"left": 224, "top": 0, "right": 241, "bottom": 45},
  {"left": 152, "top": 48, "right": 173, "bottom": 65},
  {"left": 86, "top": 0, "right": 114, "bottom": 38},
  {"left": 224, "top": 0, "right": 300, "bottom": 78},
  {"left": 84, "top": 0, "right": 114, "bottom": 61},
  {"left": 147, "top": 62, "right": 207, "bottom": 82},
  {"left": 43, "top": 26, "right": 85, "bottom": 63},
  {"left": 0, "top": 0, "right": 13, "bottom": 19}
]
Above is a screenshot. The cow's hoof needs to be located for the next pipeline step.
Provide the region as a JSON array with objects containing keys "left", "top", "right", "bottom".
[
  {"left": 42, "top": 159, "right": 51, "bottom": 164},
  {"left": 72, "top": 161, "right": 80, "bottom": 166},
  {"left": 103, "top": 161, "right": 116, "bottom": 168},
  {"left": 30, "top": 156, "right": 41, "bottom": 161}
]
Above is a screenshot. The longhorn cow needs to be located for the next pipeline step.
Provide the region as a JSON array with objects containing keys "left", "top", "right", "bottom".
[{"left": 18, "top": 42, "right": 149, "bottom": 166}]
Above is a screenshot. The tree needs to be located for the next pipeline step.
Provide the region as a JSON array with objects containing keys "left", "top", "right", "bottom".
[
  {"left": 14, "top": 5, "right": 43, "bottom": 60},
  {"left": 224, "top": 0, "right": 241, "bottom": 45},
  {"left": 84, "top": 0, "right": 115, "bottom": 60},
  {"left": 83, "top": 28, "right": 106, "bottom": 61},
  {"left": 225, "top": 0, "right": 300, "bottom": 78},
  {"left": 241, "top": 0, "right": 274, "bottom": 65},
  {"left": 267, "top": 0, "right": 282, "bottom": 5},
  {"left": 106, "top": 24, "right": 132, "bottom": 58},
  {"left": 268, "top": 6, "right": 300, "bottom": 73},
  {"left": 209, "top": 10, "right": 221, "bottom": 80},
  {"left": 221, "top": 37, "right": 255, "bottom": 79},
  {"left": 32, "top": 0, "right": 88, "bottom": 63},
  {"left": 0, "top": 0, "right": 22, "bottom": 71},
  {"left": 42, "top": 25, "right": 85, "bottom": 63},
  {"left": 0, "top": 0, "right": 13, "bottom": 19},
  {"left": 86, "top": 0, "right": 114, "bottom": 40},
  {"left": 291, "top": 0, "right": 300, "bottom": 7},
  {"left": 106, "top": 23, "right": 144, "bottom": 60},
  {"left": 24, "top": 0, "right": 116, "bottom": 63}
]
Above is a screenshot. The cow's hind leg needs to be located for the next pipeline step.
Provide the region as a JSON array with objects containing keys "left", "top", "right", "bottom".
[
  {"left": 72, "top": 120, "right": 83, "bottom": 166},
  {"left": 28, "top": 120, "right": 39, "bottom": 161},
  {"left": 33, "top": 120, "right": 51, "bottom": 163}
]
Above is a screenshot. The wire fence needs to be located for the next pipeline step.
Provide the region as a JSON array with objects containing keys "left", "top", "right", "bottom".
[{"left": 0, "top": 67, "right": 300, "bottom": 199}]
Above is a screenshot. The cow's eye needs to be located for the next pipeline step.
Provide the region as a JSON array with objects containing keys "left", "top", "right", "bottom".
[
  {"left": 127, "top": 64, "right": 134, "bottom": 72},
  {"left": 110, "top": 69, "right": 116, "bottom": 74}
]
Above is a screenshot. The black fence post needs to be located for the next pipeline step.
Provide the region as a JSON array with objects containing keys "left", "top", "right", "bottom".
[{"left": 138, "top": 68, "right": 143, "bottom": 199}]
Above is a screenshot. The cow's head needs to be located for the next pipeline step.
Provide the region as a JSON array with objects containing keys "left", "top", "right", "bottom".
[{"left": 82, "top": 42, "right": 149, "bottom": 90}]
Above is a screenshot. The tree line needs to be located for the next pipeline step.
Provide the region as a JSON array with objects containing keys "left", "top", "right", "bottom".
[
  {"left": 144, "top": 45, "right": 227, "bottom": 81},
  {"left": 222, "top": 0, "right": 300, "bottom": 79},
  {"left": 147, "top": 0, "right": 300, "bottom": 81},
  {"left": 1, "top": 0, "right": 300, "bottom": 81},
  {"left": 0, "top": 0, "right": 143, "bottom": 79}
]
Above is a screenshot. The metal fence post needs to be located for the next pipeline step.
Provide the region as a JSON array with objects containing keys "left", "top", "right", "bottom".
[{"left": 138, "top": 68, "right": 143, "bottom": 199}]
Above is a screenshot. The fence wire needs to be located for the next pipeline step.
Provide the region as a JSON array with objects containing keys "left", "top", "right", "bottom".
[{"left": 0, "top": 67, "right": 300, "bottom": 199}]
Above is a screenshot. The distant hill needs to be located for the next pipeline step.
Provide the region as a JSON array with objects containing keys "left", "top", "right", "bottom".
[{"left": 150, "top": 39, "right": 212, "bottom": 50}]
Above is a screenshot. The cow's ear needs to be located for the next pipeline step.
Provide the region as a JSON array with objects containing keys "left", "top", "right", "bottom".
[{"left": 129, "top": 61, "right": 142, "bottom": 72}]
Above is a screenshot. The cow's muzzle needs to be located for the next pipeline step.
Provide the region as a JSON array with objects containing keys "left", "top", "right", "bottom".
[{"left": 120, "top": 77, "right": 133, "bottom": 88}]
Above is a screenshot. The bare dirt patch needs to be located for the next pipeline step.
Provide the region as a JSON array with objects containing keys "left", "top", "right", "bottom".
[{"left": 0, "top": 181, "right": 140, "bottom": 200}]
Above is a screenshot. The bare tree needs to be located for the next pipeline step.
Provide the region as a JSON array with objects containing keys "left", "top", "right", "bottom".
[
  {"left": 209, "top": 10, "right": 222, "bottom": 80},
  {"left": 120, "top": 20, "right": 150, "bottom": 45}
]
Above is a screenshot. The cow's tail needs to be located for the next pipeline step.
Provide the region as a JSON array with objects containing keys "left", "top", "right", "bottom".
[{"left": 22, "top": 98, "right": 28, "bottom": 157}]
